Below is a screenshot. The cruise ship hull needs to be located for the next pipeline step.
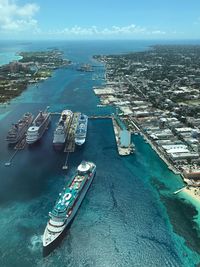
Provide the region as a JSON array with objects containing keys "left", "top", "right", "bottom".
[
  {"left": 75, "top": 137, "right": 86, "bottom": 146},
  {"left": 26, "top": 114, "right": 50, "bottom": 144},
  {"left": 75, "top": 114, "right": 88, "bottom": 146},
  {"left": 53, "top": 142, "right": 65, "bottom": 151},
  {"left": 43, "top": 170, "right": 95, "bottom": 255},
  {"left": 6, "top": 113, "right": 33, "bottom": 144},
  {"left": 53, "top": 110, "right": 73, "bottom": 151}
]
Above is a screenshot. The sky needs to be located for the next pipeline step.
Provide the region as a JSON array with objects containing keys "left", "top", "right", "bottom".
[{"left": 0, "top": 0, "right": 200, "bottom": 40}]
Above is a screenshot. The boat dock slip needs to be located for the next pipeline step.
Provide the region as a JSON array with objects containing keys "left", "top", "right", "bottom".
[
  {"left": 174, "top": 187, "right": 186, "bottom": 195},
  {"left": 64, "top": 112, "right": 80, "bottom": 153},
  {"left": 88, "top": 115, "right": 133, "bottom": 156}
]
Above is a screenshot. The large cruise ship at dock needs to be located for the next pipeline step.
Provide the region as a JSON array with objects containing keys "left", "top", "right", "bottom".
[
  {"left": 75, "top": 114, "right": 88, "bottom": 146},
  {"left": 6, "top": 113, "right": 33, "bottom": 144},
  {"left": 26, "top": 110, "right": 51, "bottom": 144},
  {"left": 43, "top": 161, "right": 96, "bottom": 251},
  {"left": 53, "top": 110, "right": 73, "bottom": 150}
]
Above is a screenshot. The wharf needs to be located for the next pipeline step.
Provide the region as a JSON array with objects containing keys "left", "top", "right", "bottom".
[
  {"left": 89, "top": 115, "right": 112, "bottom": 119},
  {"left": 50, "top": 112, "right": 61, "bottom": 116},
  {"left": 112, "top": 116, "right": 133, "bottom": 156},
  {"left": 64, "top": 112, "right": 80, "bottom": 153},
  {"left": 5, "top": 137, "right": 27, "bottom": 166},
  {"left": 14, "top": 137, "right": 27, "bottom": 150},
  {"left": 174, "top": 187, "right": 186, "bottom": 195}
]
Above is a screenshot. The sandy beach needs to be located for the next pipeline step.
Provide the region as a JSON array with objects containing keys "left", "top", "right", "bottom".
[{"left": 180, "top": 187, "right": 200, "bottom": 206}]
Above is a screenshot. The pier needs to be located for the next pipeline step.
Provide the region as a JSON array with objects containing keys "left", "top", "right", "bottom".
[
  {"left": 62, "top": 152, "right": 69, "bottom": 170},
  {"left": 64, "top": 112, "right": 80, "bottom": 153},
  {"left": 112, "top": 116, "right": 133, "bottom": 156},
  {"left": 14, "top": 137, "right": 27, "bottom": 150},
  {"left": 5, "top": 137, "right": 27, "bottom": 166},
  {"left": 174, "top": 187, "right": 186, "bottom": 195},
  {"left": 50, "top": 112, "right": 61, "bottom": 116},
  {"left": 4, "top": 111, "right": 134, "bottom": 168},
  {"left": 5, "top": 149, "right": 19, "bottom": 166},
  {"left": 88, "top": 115, "right": 112, "bottom": 119}
]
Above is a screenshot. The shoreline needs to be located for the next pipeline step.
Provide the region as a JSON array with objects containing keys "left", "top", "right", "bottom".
[
  {"left": 179, "top": 187, "right": 200, "bottom": 206},
  {"left": 0, "top": 49, "right": 70, "bottom": 105}
]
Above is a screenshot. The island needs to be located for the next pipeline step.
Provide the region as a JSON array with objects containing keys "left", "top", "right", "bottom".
[
  {"left": 93, "top": 45, "right": 200, "bottom": 201},
  {"left": 0, "top": 49, "right": 71, "bottom": 103}
]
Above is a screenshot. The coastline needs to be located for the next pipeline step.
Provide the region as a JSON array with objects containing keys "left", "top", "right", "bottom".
[
  {"left": 0, "top": 49, "right": 70, "bottom": 104},
  {"left": 1, "top": 40, "right": 200, "bottom": 267},
  {"left": 179, "top": 187, "right": 200, "bottom": 206},
  {"left": 0, "top": 52, "right": 22, "bottom": 67}
]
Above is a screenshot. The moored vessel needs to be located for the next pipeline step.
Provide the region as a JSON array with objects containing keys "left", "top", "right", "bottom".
[
  {"left": 75, "top": 114, "right": 88, "bottom": 146},
  {"left": 6, "top": 113, "right": 33, "bottom": 144},
  {"left": 76, "top": 64, "right": 93, "bottom": 72},
  {"left": 26, "top": 110, "right": 51, "bottom": 144},
  {"left": 43, "top": 161, "right": 96, "bottom": 252},
  {"left": 53, "top": 110, "right": 73, "bottom": 150}
]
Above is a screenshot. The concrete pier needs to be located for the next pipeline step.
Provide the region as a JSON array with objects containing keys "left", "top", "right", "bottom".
[{"left": 64, "top": 112, "right": 80, "bottom": 153}]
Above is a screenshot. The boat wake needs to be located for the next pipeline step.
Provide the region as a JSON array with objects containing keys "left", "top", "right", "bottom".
[{"left": 28, "top": 235, "right": 43, "bottom": 252}]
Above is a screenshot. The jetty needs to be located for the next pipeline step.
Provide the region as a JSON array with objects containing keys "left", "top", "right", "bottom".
[
  {"left": 174, "top": 187, "right": 186, "bottom": 195},
  {"left": 64, "top": 112, "right": 80, "bottom": 153},
  {"left": 89, "top": 115, "right": 112, "bottom": 119},
  {"left": 5, "top": 149, "right": 19, "bottom": 166},
  {"left": 62, "top": 152, "right": 69, "bottom": 170},
  {"left": 14, "top": 137, "right": 27, "bottom": 150}
]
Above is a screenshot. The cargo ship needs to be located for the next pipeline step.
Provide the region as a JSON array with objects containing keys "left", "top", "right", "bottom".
[
  {"left": 53, "top": 110, "right": 73, "bottom": 150},
  {"left": 6, "top": 113, "right": 33, "bottom": 144},
  {"left": 75, "top": 114, "right": 88, "bottom": 146},
  {"left": 43, "top": 161, "right": 96, "bottom": 252},
  {"left": 26, "top": 110, "right": 51, "bottom": 144}
]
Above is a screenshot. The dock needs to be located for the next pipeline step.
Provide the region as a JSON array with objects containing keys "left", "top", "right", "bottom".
[
  {"left": 64, "top": 112, "right": 80, "bottom": 153},
  {"left": 5, "top": 136, "right": 27, "bottom": 166},
  {"left": 174, "top": 187, "right": 186, "bottom": 195},
  {"left": 112, "top": 117, "right": 133, "bottom": 156},
  {"left": 14, "top": 137, "right": 27, "bottom": 150},
  {"left": 50, "top": 112, "right": 61, "bottom": 116},
  {"left": 89, "top": 115, "right": 112, "bottom": 119},
  {"left": 62, "top": 152, "right": 69, "bottom": 170},
  {"left": 4, "top": 110, "right": 135, "bottom": 168},
  {"left": 5, "top": 149, "right": 19, "bottom": 166}
]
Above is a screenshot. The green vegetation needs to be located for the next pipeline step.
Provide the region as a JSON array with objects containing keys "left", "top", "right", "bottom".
[{"left": 0, "top": 49, "right": 71, "bottom": 103}]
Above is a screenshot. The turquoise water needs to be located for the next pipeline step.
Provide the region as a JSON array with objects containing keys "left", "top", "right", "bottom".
[
  {"left": 0, "top": 51, "right": 22, "bottom": 66},
  {"left": 0, "top": 40, "right": 200, "bottom": 266}
]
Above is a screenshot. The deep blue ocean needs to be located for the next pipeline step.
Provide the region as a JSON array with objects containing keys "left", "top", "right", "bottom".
[{"left": 1, "top": 40, "right": 200, "bottom": 267}]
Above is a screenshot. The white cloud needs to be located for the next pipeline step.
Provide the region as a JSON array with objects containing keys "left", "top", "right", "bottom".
[
  {"left": 46, "top": 24, "right": 165, "bottom": 39},
  {"left": 150, "top": 30, "right": 166, "bottom": 35},
  {"left": 0, "top": 0, "right": 39, "bottom": 32}
]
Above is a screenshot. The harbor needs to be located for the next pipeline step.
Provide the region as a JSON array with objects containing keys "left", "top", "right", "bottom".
[
  {"left": 1, "top": 40, "right": 200, "bottom": 267},
  {"left": 4, "top": 111, "right": 133, "bottom": 167}
]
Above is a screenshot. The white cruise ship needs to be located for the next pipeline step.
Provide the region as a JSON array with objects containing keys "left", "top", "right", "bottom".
[
  {"left": 43, "top": 161, "right": 96, "bottom": 253},
  {"left": 26, "top": 111, "right": 51, "bottom": 144},
  {"left": 53, "top": 110, "right": 73, "bottom": 150},
  {"left": 75, "top": 114, "right": 88, "bottom": 146}
]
